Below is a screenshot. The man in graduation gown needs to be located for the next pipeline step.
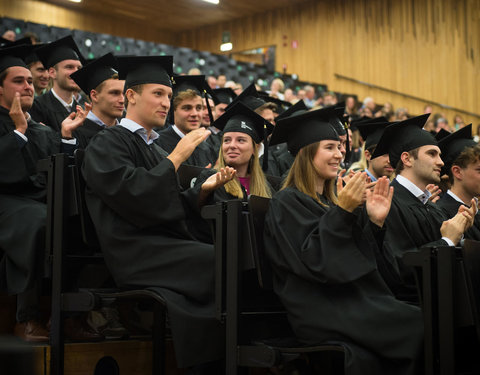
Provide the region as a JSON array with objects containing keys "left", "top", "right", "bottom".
[
  {"left": 82, "top": 56, "right": 235, "bottom": 369},
  {"left": 372, "top": 114, "right": 475, "bottom": 301},
  {"left": 156, "top": 75, "right": 217, "bottom": 168},
  {"left": 70, "top": 53, "right": 124, "bottom": 149},
  {"left": 29, "top": 35, "right": 84, "bottom": 132},
  {"left": 0, "top": 45, "right": 88, "bottom": 341},
  {"left": 354, "top": 117, "right": 394, "bottom": 181},
  {"left": 436, "top": 124, "right": 480, "bottom": 240}
]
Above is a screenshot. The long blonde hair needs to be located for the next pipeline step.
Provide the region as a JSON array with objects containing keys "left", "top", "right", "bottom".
[
  {"left": 349, "top": 143, "right": 368, "bottom": 173},
  {"left": 282, "top": 142, "right": 338, "bottom": 206},
  {"left": 217, "top": 136, "right": 272, "bottom": 199}
]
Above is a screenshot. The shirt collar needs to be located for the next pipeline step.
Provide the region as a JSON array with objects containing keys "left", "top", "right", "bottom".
[
  {"left": 364, "top": 168, "right": 377, "bottom": 182},
  {"left": 258, "top": 142, "right": 265, "bottom": 158},
  {"left": 119, "top": 118, "right": 159, "bottom": 145},
  {"left": 87, "top": 111, "right": 119, "bottom": 127},
  {"left": 172, "top": 124, "right": 185, "bottom": 139},
  {"left": 395, "top": 174, "right": 432, "bottom": 204},
  {"left": 208, "top": 126, "right": 221, "bottom": 135},
  {"left": 51, "top": 88, "right": 74, "bottom": 110}
]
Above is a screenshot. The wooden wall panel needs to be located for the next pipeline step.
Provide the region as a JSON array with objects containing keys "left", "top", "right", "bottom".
[
  {"left": 0, "top": 0, "right": 176, "bottom": 45},
  {"left": 178, "top": 0, "right": 480, "bottom": 126}
]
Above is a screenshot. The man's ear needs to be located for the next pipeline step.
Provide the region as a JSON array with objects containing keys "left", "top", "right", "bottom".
[
  {"left": 451, "top": 165, "right": 463, "bottom": 181},
  {"left": 125, "top": 88, "right": 136, "bottom": 105},
  {"left": 400, "top": 151, "right": 413, "bottom": 168},
  {"left": 364, "top": 149, "right": 372, "bottom": 161},
  {"left": 48, "top": 67, "right": 56, "bottom": 80}
]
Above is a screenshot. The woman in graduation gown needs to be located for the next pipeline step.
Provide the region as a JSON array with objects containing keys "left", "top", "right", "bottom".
[
  {"left": 191, "top": 102, "right": 273, "bottom": 243},
  {"left": 264, "top": 107, "right": 423, "bottom": 375},
  {"left": 195, "top": 102, "right": 273, "bottom": 201}
]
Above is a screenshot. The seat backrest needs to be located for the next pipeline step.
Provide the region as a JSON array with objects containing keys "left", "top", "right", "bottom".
[
  {"left": 461, "top": 239, "right": 480, "bottom": 339},
  {"left": 73, "top": 149, "right": 100, "bottom": 249},
  {"left": 247, "top": 195, "right": 274, "bottom": 290}
]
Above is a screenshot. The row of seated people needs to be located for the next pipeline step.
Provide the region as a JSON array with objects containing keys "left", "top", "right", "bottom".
[{"left": 1, "top": 35, "right": 480, "bottom": 375}]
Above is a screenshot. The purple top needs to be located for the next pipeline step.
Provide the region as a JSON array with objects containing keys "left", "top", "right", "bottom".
[{"left": 238, "top": 176, "right": 251, "bottom": 196}]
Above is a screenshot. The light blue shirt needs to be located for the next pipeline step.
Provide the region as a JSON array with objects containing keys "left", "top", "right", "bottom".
[
  {"left": 364, "top": 168, "right": 377, "bottom": 182},
  {"left": 86, "top": 111, "right": 119, "bottom": 127},
  {"left": 118, "top": 118, "right": 159, "bottom": 145}
]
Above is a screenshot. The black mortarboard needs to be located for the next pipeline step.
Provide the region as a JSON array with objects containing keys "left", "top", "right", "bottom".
[
  {"left": 270, "top": 106, "right": 340, "bottom": 156},
  {"left": 70, "top": 53, "right": 119, "bottom": 95},
  {"left": 117, "top": 55, "right": 173, "bottom": 90},
  {"left": 0, "top": 44, "right": 31, "bottom": 73},
  {"left": 355, "top": 117, "right": 390, "bottom": 151},
  {"left": 225, "top": 83, "right": 265, "bottom": 111},
  {"left": 329, "top": 104, "right": 346, "bottom": 136},
  {"left": 372, "top": 113, "right": 436, "bottom": 167},
  {"left": 213, "top": 101, "right": 273, "bottom": 144},
  {"left": 35, "top": 35, "right": 84, "bottom": 69},
  {"left": 257, "top": 91, "right": 291, "bottom": 114},
  {"left": 0, "top": 37, "right": 32, "bottom": 49},
  {"left": 435, "top": 128, "right": 451, "bottom": 141},
  {"left": 275, "top": 100, "right": 308, "bottom": 122},
  {"left": 172, "top": 74, "right": 215, "bottom": 123},
  {"left": 438, "top": 124, "right": 476, "bottom": 174},
  {"left": 24, "top": 43, "right": 45, "bottom": 65},
  {"left": 212, "top": 88, "right": 237, "bottom": 105},
  {"left": 172, "top": 75, "right": 212, "bottom": 97}
]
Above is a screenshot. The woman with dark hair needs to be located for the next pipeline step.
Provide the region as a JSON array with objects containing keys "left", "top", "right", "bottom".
[{"left": 264, "top": 107, "right": 423, "bottom": 375}]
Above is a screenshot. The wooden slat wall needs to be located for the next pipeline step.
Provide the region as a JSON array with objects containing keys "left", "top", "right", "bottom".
[
  {"left": 178, "top": 0, "right": 480, "bottom": 127},
  {"left": 0, "top": 0, "right": 176, "bottom": 45}
]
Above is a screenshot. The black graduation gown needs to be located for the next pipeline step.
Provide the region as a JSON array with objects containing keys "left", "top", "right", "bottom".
[
  {"left": 437, "top": 193, "right": 480, "bottom": 241},
  {"left": 82, "top": 126, "right": 223, "bottom": 367},
  {"left": 30, "top": 90, "right": 77, "bottom": 132},
  {"left": 72, "top": 118, "right": 105, "bottom": 149},
  {"left": 0, "top": 106, "right": 62, "bottom": 294},
  {"left": 272, "top": 142, "right": 295, "bottom": 177},
  {"left": 155, "top": 126, "right": 217, "bottom": 168},
  {"left": 205, "top": 130, "right": 222, "bottom": 155},
  {"left": 264, "top": 187, "right": 423, "bottom": 375},
  {"left": 381, "top": 179, "right": 449, "bottom": 301}
]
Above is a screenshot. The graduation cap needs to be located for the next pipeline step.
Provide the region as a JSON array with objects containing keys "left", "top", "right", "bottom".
[
  {"left": 275, "top": 100, "right": 308, "bottom": 122},
  {"left": 270, "top": 106, "right": 340, "bottom": 156},
  {"left": 435, "top": 128, "right": 451, "bottom": 142},
  {"left": 70, "top": 53, "right": 119, "bottom": 95},
  {"left": 213, "top": 101, "right": 273, "bottom": 144},
  {"left": 117, "top": 55, "right": 173, "bottom": 90},
  {"left": 172, "top": 75, "right": 215, "bottom": 123},
  {"left": 372, "top": 113, "right": 435, "bottom": 167},
  {"left": 0, "top": 37, "right": 32, "bottom": 49},
  {"left": 0, "top": 44, "right": 31, "bottom": 73},
  {"left": 35, "top": 35, "right": 84, "bottom": 69},
  {"left": 354, "top": 117, "right": 390, "bottom": 151},
  {"left": 257, "top": 91, "right": 292, "bottom": 115},
  {"left": 212, "top": 87, "right": 237, "bottom": 105},
  {"left": 213, "top": 101, "right": 274, "bottom": 171},
  {"left": 23, "top": 43, "right": 45, "bottom": 65},
  {"left": 438, "top": 124, "right": 476, "bottom": 174},
  {"left": 225, "top": 83, "right": 265, "bottom": 111}
]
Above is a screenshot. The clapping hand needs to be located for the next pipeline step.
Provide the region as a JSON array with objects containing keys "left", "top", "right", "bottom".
[
  {"left": 365, "top": 176, "right": 394, "bottom": 228},
  {"left": 61, "top": 103, "right": 91, "bottom": 138}
]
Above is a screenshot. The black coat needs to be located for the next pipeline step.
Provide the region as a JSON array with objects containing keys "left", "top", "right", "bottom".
[
  {"left": 155, "top": 126, "right": 217, "bottom": 168},
  {"left": 264, "top": 187, "right": 423, "bottom": 375},
  {"left": 30, "top": 90, "right": 77, "bottom": 132},
  {"left": 381, "top": 179, "right": 449, "bottom": 301},
  {"left": 437, "top": 192, "right": 480, "bottom": 241},
  {"left": 72, "top": 118, "right": 105, "bottom": 149},
  {"left": 0, "top": 106, "right": 63, "bottom": 294},
  {"left": 82, "top": 125, "right": 223, "bottom": 367}
]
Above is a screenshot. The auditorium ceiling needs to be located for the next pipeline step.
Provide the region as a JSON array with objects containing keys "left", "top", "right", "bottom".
[{"left": 39, "top": 0, "right": 308, "bottom": 31}]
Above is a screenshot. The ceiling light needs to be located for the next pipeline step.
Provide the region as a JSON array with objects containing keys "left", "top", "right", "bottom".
[
  {"left": 220, "top": 42, "right": 232, "bottom": 52},
  {"left": 201, "top": 0, "right": 219, "bottom": 4},
  {"left": 68, "top": 0, "right": 82, "bottom": 3}
]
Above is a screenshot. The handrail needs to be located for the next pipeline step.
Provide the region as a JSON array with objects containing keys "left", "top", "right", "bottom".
[{"left": 335, "top": 73, "right": 480, "bottom": 119}]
